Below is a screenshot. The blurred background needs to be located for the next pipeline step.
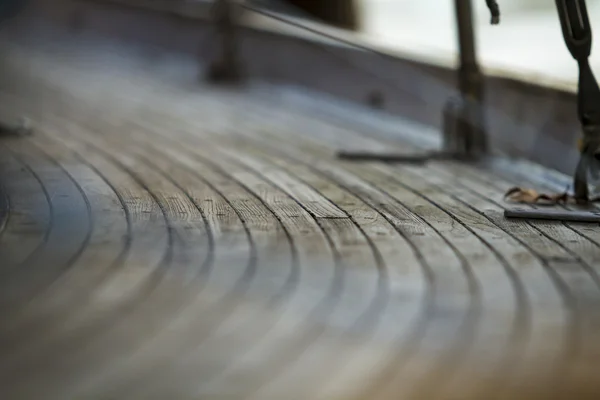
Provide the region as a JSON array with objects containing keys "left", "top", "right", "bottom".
[{"left": 359, "top": 0, "right": 600, "bottom": 89}]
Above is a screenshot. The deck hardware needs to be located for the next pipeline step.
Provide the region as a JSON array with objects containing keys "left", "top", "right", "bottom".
[
  {"left": 205, "top": 0, "right": 244, "bottom": 84},
  {"left": 0, "top": 117, "right": 32, "bottom": 137},
  {"left": 504, "top": 0, "right": 600, "bottom": 207},
  {"left": 557, "top": 0, "right": 600, "bottom": 203},
  {"left": 504, "top": 207, "right": 600, "bottom": 223},
  {"left": 337, "top": 150, "right": 477, "bottom": 163},
  {"left": 337, "top": 0, "right": 497, "bottom": 163}
]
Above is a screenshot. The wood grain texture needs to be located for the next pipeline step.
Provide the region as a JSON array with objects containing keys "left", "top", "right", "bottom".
[{"left": 1, "top": 33, "right": 600, "bottom": 400}]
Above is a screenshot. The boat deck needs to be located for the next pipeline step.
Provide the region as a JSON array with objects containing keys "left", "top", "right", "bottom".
[{"left": 1, "top": 35, "right": 600, "bottom": 399}]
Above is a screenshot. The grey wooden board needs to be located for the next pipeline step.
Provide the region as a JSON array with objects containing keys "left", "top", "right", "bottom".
[{"left": 2, "top": 33, "right": 600, "bottom": 400}]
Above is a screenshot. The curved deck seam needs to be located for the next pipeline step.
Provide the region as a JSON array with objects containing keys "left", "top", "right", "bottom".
[
  {"left": 0, "top": 134, "right": 130, "bottom": 348},
  {"left": 14, "top": 138, "right": 95, "bottom": 304},
  {"left": 139, "top": 119, "right": 435, "bottom": 398},
  {"left": 193, "top": 96, "right": 477, "bottom": 399},
  {"left": 216, "top": 143, "right": 394, "bottom": 395},
  {"left": 135, "top": 132, "right": 297, "bottom": 300},
  {"left": 133, "top": 151, "right": 215, "bottom": 280},
  {"left": 371, "top": 163, "right": 531, "bottom": 396},
  {"left": 216, "top": 135, "right": 440, "bottom": 397},
  {"left": 356, "top": 165, "right": 524, "bottom": 394},
  {"left": 168, "top": 139, "right": 345, "bottom": 397},
  {"left": 246, "top": 122, "right": 531, "bottom": 396},
  {"left": 464, "top": 165, "right": 600, "bottom": 286},
  {"left": 235, "top": 144, "right": 391, "bottom": 325},
  {"left": 123, "top": 141, "right": 300, "bottom": 398},
  {"left": 425, "top": 164, "right": 583, "bottom": 386},
  {"left": 265, "top": 99, "right": 582, "bottom": 392},
  {"left": 17, "top": 103, "right": 295, "bottom": 397},
  {"left": 35, "top": 119, "right": 293, "bottom": 396},
  {"left": 0, "top": 145, "right": 54, "bottom": 277},
  {"left": 47, "top": 130, "right": 250, "bottom": 397},
  {"left": 3, "top": 40, "right": 600, "bottom": 397},
  {"left": 221, "top": 97, "right": 572, "bottom": 396},
  {"left": 0, "top": 140, "right": 98, "bottom": 381},
  {"left": 92, "top": 115, "right": 392, "bottom": 396},
  {"left": 331, "top": 167, "right": 481, "bottom": 398},
  {"left": 0, "top": 126, "right": 178, "bottom": 397},
  {"left": 214, "top": 134, "right": 445, "bottom": 399},
  {"left": 264, "top": 96, "right": 600, "bottom": 288},
  {"left": 89, "top": 126, "right": 312, "bottom": 397}
]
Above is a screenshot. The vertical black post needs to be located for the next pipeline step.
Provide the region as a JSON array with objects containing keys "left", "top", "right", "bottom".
[
  {"left": 443, "top": 0, "right": 488, "bottom": 157},
  {"left": 0, "top": 0, "right": 32, "bottom": 136},
  {"left": 555, "top": 0, "right": 600, "bottom": 202},
  {"left": 206, "top": 0, "right": 243, "bottom": 84},
  {"left": 456, "top": 0, "right": 480, "bottom": 100},
  {"left": 337, "top": 0, "right": 498, "bottom": 163}
]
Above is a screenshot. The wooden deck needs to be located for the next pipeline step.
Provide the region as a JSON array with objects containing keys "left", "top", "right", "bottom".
[{"left": 1, "top": 34, "right": 600, "bottom": 400}]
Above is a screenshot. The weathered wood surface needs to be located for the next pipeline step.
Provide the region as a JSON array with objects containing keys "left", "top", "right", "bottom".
[{"left": 1, "top": 36, "right": 600, "bottom": 400}]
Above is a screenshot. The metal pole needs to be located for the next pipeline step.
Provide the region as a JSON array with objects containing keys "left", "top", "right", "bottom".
[
  {"left": 443, "top": 0, "right": 488, "bottom": 156},
  {"left": 206, "top": 0, "right": 243, "bottom": 84},
  {"left": 455, "top": 0, "right": 480, "bottom": 99},
  {"left": 555, "top": 0, "right": 600, "bottom": 202},
  {"left": 338, "top": 0, "right": 497, "bottom": 163}
]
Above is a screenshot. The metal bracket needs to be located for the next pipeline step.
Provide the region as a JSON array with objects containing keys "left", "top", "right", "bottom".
[
  {"left": 0, "top": 117, "right": 32, "bottom": 138},
  {"left": 337, "top": 0, "right": 489, "bottom": 164},
  {"left": 504, "top": 207, "right": 600, "bottom": 222},
  {"left": 555, "top": 0, "right": 600, "bottom": 203},
  {"left": 205, "top": 0, "right": 244, "bottom": 84}
]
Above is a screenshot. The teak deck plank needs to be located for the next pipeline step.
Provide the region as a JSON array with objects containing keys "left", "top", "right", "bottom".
[{"left": 1, "top": 34, "right": 600, "bottom": 399}]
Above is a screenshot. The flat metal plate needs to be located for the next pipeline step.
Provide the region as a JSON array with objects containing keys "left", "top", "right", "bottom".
[
  {"left": 337, "top": 150, "right": 429, "bottom": 163},
  {"left": 504, "top": 207, "right": 600, "bottom": 222}
]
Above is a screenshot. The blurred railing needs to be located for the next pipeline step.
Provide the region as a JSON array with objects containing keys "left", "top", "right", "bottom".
[
  {"left": 199, "top": 0, "right": 492, "bottom": 163},
  {"left": 83, "top": 0, "right": 215, "bottom": 18},
  {"left": 49, "top": 0, "right": 594, "bottom": 180}
]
